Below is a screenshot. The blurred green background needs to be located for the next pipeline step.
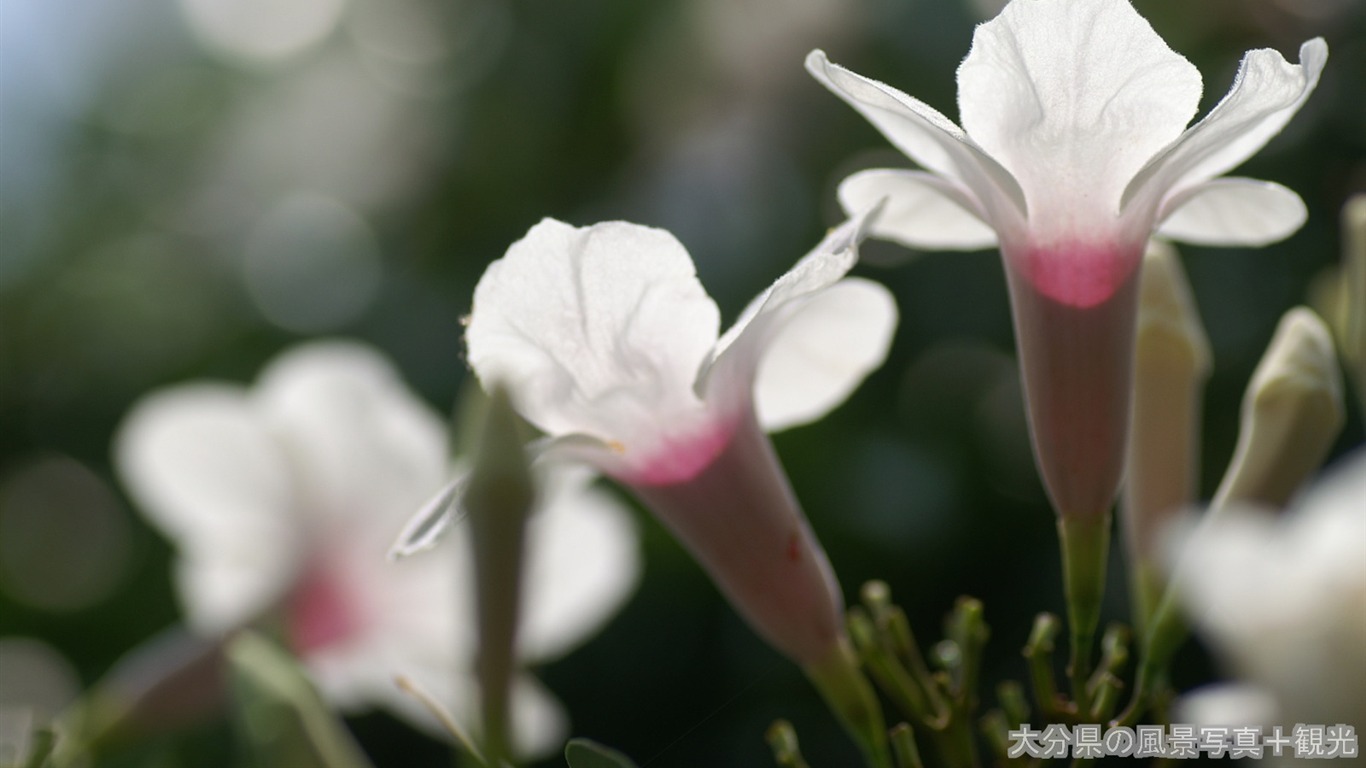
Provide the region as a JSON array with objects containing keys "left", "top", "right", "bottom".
[{"left": 2, "top": 0, "right": 1363, "bottom": 765}]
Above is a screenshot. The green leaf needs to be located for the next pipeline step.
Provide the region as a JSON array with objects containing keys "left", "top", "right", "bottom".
[
  {"left": 564, "top": 739, "right": 640, "bottom": 768},
  {"left": 227, "top": 632, "right": 375, "bottom": 768}
]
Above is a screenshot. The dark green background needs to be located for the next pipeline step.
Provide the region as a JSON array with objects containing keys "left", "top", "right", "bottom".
[{"left": 2, "top": 0, "right": 1363, "bottom": 765}]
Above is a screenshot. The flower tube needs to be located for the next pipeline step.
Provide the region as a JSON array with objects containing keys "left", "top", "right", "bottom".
[{"left": 464, "top": 211, "right": 897, "bottom": 762}]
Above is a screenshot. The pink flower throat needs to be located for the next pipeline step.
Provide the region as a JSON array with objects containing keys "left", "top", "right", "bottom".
[
  {"left": 1020, "top": 240, "right": 1141, "bottom": 309},
  {"left": 286, "top": 563, "right": 363, "bottom": 655}
]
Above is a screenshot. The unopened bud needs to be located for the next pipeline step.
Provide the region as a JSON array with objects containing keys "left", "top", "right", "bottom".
[
  {"left": 1214, "top": 308, "right": 1344, "bottom": 510},
  {"left": 1122, "top": 242, "right": 1210, "bottom": 625},
  {"left": 1341, "top": 195, "right": 1366, "bottom": 413},
  {"left": 463, "top": 383, "right": 536, "bottom": 764}
]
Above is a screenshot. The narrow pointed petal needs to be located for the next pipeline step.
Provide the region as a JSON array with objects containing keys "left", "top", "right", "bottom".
[
  {"left": 1124, "top": 39, "right": 1327, "bottom": 217},
  {"left": 629, "top": 414, "right": 845, "bottom": 667},
  {"left": 837, "top": 169, "right": 997, "bottom": 250},
  {"left": 1003, "top": 242, "right": 1144, "bottom": 520},
  {"left": 519, "top": 467, "right": 640, "bottom": 662},
  {"left": 958, "top": 0, "right": 1201, "bottom": 237},
  {"left": 1157, "top": 178, "right": 1307, "bottom": 246},
  {"left": 389, "top": 477, "right": 467, "bottom": 561},
  {"left": 699, "top": 207, "right": 896, "bottom": 431},
  {"left": 806, "top": 50, "right": 1026, "bottom": 231},
  {"left": 466, "top": 219, "right": 720, "bottom": 452},
  {"left": 115, "top": 386, "right": 301, "bottom": 632}
]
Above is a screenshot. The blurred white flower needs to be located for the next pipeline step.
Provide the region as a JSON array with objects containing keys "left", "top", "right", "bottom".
[
  {"left": 808, "top": 0, "right": 1325, "bottom": 521},
  {"left": 464, "top": 211, "right": 895, "bottom": 666},
  {"left": 115, "top": 341, "right": 640, "bottom": 757},
  {"left": 1174, "top": 447, "right": 1366, "bottom": 732}
]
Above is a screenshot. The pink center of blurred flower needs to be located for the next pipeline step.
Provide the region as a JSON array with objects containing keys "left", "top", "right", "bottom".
[
  {"left": 287, "top": 564, "right": 361, "bottom": 655},
  {"left": 627, "top": 419, "right": 737, "bottom": 487},
  {"left": 1020, "top": 240, "right": 1140, "bottom": 309}
]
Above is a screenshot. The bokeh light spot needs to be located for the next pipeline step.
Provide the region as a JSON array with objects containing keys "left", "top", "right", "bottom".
[
  {"left": 179, "top": 0, "right": 347, "bottom": 66},
  {"left": 242, "top": 193, "right": 382, "bottom": 333},
  {"left": 0, "top": 457, "right": 132, "bottom": 613}
]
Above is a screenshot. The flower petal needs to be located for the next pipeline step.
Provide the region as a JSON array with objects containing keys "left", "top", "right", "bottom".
[
  {"left": 958, "top": 0, "right": 1201, "bottom": 233},
  {"left": 806, "top": 50, "right": 1026, "bottom": 231},
  {"left": 1157, "top": 178, "right": 1307, "bottom": 246},
  {"left": 700, "top": 207, "right": 896, "bottom": 429},
  {"left": 519, "top": 466, "right": 641, "bottom": 662},
  {"left": 1124, "top": 39, "right": 1327, "bottom": 217},
  {"left": 753, "top": 278, "right": 897, "bottom": 431},
  {"left": 466, "top": 218, "right": 720, "bottom": 448},
  {"left": 838, "top": 168, "right": 997, "bottom": 250},
  {"left": 114, "top": 385, "right": 301, "bottom": 632},
  {"left": 255, "top": 341, "right": 449, "bottom": 530}
]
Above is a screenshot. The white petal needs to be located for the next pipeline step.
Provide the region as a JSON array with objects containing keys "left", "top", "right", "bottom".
[
  {"left": 1174, "top": 683, "right": 1280, "bottom": 728},
  {"left": 1157, "top": 178, "right": 1307, "bottom": 246},
  {"left": 466, "top": 218, "right": 720, "bottom": 448},
  {"left": 838, "top": 168, "right": 997, "bottom": 250},
  {"left": 114, "top": 386, "right": 301, "bottom": 632},
  {"left": 806, "top": 50, "right": 1025, "bottom": 231},
  {"left": 519, "top": 467, "right": 640, "bottom": 662},
  {"left": 958, "top": 0, "right": 1201, "bottom": 232},
  {"left": 753, "top": 278, "right": 897, "bottom": 431},
  {"left": 506, "top": 674, "right": 570, "bottom": 759},
  {"left": 701, "top": 208, "right": 896, "bottom": 427},
  {"left": 255, "top": 341, "right": 449, "bottom": 529},
  {"left": 1124, "top": 39, "right": 1327, "bottom": 216}
]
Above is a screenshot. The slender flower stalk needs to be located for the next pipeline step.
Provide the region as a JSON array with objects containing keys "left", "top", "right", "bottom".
[
  {"left": 807, "top": 0, "right": 1325, "bottom": 704},
  {"left": 1122, "top": 242, "right": 1211, "bottom": 631},
  {"left": 464, "top": 211, "right": 897, "bottom": 764}
]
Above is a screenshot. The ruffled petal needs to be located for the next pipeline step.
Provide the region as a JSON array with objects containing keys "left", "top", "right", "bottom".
[
  {"left": 958, "top": 0, "right": 1201, "bottom": 234},
  {"left": 699, "top": 207, "right": 895, "bottom": 427},
  {"left": 838, "top": 168, "right": 997, "bottom": 250},
  {"left": 519, "top": 466, "right": 641, "bottom": 662},
  {"left": 466, "top": 218, "right": 720, "bottom": 449},
  {"left": 254, "top": 341, "right": 449, "bottom": 530},
  {"left": 114, "top": 386, "right": 302, "bottom": 632},
  {"left": 1157, "top": 178, "right": 1307, "bottom": 246},
  {"left": 1124, "top": 39, "right": 1327, "bottom": 218},
  {"left": 806, "top": 50, "right": 1026, "bottom": 232}
]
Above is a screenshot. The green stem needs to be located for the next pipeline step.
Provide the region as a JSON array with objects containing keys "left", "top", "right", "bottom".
[
  {"left": 1023, "top": 613, "right": 1062, "bottom": 720},
  {"left": 890, "top": 724, "right": 925, "bottom": 768},
  {"left": 805, "top": 638, "right": 893, "bottom": 768},
  {"left": 1057, "top": 513, "right": 1110, "bottom": 718}
]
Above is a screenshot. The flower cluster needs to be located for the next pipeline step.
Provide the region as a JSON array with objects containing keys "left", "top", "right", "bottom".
[{"left": 96, "top": 0, "right": 1355, "bottom": 764}]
